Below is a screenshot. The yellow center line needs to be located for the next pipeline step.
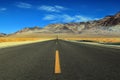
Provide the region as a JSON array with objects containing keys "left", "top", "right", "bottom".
[{"left": 55, "top": 50, "right": 61, "bottom": 74}]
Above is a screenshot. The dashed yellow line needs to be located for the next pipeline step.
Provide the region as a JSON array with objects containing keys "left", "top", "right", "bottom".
[{"left": 55, "top": 50, "right": 61, "bottom": 74}]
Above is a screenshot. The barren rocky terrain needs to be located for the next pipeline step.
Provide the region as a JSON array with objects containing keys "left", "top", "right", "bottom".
[{"left": 5, "top": 12, "right": 119, "bottom": 38}]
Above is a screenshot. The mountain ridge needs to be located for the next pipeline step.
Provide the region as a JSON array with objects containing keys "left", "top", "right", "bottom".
[
  {"left": 1, "top": 12, "right": 120, "bottom": 37},
  {"left": 15, "top": 12, "right": 120, "bottom": 34},
  {"left": 0, "top": 33, "right": 6, "bottom": 37}
]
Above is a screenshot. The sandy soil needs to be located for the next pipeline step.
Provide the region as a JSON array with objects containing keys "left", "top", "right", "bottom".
[
  {"left": 0, "top": 39, "right": 53, "bottom": 48},
  {"left": 0, "top": 32, "right": 120, "bottom": 49}
]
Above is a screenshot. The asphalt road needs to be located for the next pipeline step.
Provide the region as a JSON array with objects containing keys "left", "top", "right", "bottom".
[{"left": 0, "top": 39, "right": 120, "bottom": 80}]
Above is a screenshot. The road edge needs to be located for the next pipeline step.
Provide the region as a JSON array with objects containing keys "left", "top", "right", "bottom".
[
  {"left": 63, "top": 40, "right": 120, "bottom": 49},
  {"left": 0, "top": 39, "right": 54, "bottom": 49}
]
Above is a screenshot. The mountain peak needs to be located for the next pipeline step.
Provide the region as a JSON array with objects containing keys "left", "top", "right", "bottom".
[
  {"left": 115, "top": 11, "right": 120, "bottom": 18},
  {"left": 15, "top": 26, "right": 41, "bottom": 34},
  {"left": 8, "top": 12, "right": 120, "bottom": 37},
  {"left": 0, "top": 33, "right": 6, "bottom": 37}
]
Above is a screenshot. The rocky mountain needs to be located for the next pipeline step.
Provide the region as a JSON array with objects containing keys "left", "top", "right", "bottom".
[
  {"left": 92, "top": 12, "right": 120, "bottom": 26},
  {"left": 15, "top": 26, "right": 42, "bottom": 34},
  {"left": 13, "top": 12, "right": 120, "bottom": 36},
  {"left": 39, "top": 12, "right": 120, "bottom": 34},
  {"left": 0, "top": 33, "right": 6, "bottom": 37}
]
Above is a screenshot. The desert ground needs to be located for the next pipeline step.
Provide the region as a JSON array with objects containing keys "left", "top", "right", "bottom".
[
  {"left": 1, "top": 33, "right": 120, "bottom": 43},
  {"left": 0, "top": 34, "right": 56, "bottom": 48},
  {"left": 0, "top": 33, "right": 120, "bottom": 48}
]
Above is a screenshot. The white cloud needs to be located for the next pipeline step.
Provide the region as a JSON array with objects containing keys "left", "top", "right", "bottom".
[
  {"left": 38, "top": 5, "right": 67, "bottom": 12},
  {"left": 0, "top": 8, "right": 7, "bottom": 12},
  {"left": 16, "top": 2, "right": 32, "bottom": 8},
  {"left": 43, "top": 15, "right": 56, "bottom": 20},
  {"left": 43, "top": 14, "right": 98, "bottom": 23},
  {"left": 74, "top": 15, "right": 93, "bottom": 22},
  {"left": 62, "top": 15, "right": 75, "bottom": 22},
  {"left": 55, "top": 5, "right": 65, "bottom": 10}
]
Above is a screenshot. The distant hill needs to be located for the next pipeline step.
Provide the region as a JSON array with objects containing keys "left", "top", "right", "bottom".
[
  {"left": 7, "top": 12, "right": 120, "bottom": 37},
  {"left": 15, "top": 26, "right": 42, "bottom": 34},
  {"left": 0, "top": 33, "right": 6, "bottom": 37},
  {"left": 40, "top": 12, "right": 120, "bottom": 33}
]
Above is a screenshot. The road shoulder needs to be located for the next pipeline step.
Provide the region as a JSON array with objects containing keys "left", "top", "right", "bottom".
[
  {"left": 64, "top": 40, "right": 120, "bottom": 49},
  {"left": 0, "top": 39, "right": 53, "bottom": 49}
]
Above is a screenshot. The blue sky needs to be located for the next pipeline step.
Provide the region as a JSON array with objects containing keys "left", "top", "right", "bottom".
[{"left": 0, "top": 0, "right": 120, "bottom": 33}]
